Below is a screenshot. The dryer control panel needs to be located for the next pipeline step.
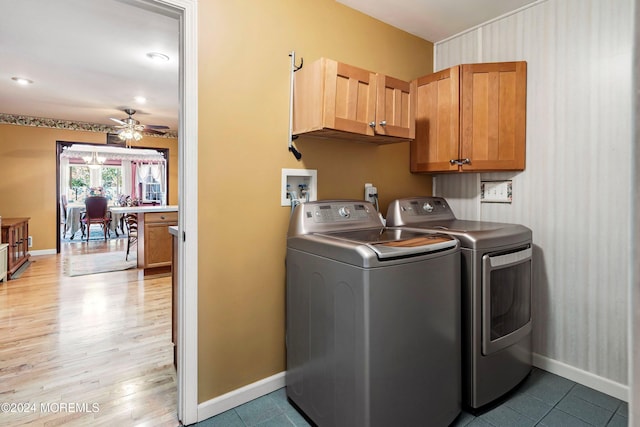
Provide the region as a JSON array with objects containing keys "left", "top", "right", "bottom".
[{"left": 386, "top": 197, "right": 456, "bottom": 226}]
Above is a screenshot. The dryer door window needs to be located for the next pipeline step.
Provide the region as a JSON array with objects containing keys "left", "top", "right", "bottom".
[{"left": 481, "top": 246, "right": 532, "bottom": 355}]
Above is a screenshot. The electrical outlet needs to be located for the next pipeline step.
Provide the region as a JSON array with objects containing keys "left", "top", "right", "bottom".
[
  {"left": 28, "top": 236, "right": 33, "bottom": 247},
  {"left": 364, "top": 183, "right": 377, "bottom": 204}
]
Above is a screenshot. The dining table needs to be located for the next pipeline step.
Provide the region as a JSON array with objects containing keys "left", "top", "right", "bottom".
[{"left": 64, "top": 202, "right": 124, "bottom": 239}]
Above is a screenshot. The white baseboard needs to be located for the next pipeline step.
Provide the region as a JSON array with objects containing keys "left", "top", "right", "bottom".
[
  {"left": 197, "top": 372, "right": 286, "bottom": 423},
  {"left": 533, "top": 353, "right": 629, "bottom": 402},
  {"left": 195, "top": 356, "right": 629, "bottom": 423},
  {"left": 29, "top": 249, "right": 56, "bottom": 256}
]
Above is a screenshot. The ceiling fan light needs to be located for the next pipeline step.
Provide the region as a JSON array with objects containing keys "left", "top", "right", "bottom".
[{"left": 113, "top": 109, "right": 145, "bottom": 144}]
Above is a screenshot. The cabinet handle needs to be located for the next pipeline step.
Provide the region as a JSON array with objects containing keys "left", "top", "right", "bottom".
[
  {"left": 160, "top": 216, "right": 166, "bottom": 220},
  {"left": 449, "top": 158, "right": 471, "bottom": 166},
  {"left": 379, "top": 120, "right": 386, "bottom": 127},
  {"left": 368, "top": 121, "right": 376, "bottom": 129}
]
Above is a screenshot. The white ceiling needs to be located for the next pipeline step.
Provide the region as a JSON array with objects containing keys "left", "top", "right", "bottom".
[
  {"left": 0, "top": 0, "right": 180, "bottom": 131},
  {"left": 0, "top": 0, "right": 536, "bottom": 132},
  {"left": 337, "top": 0, "right": 538, "bottom": 43}
]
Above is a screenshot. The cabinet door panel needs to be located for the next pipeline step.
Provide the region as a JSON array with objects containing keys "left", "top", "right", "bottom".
[
  {"left": 461, "top": 62, "right": 526, "bottom": 171},
  {"left": 411, "top": 66, "right": 460, "bottom": 172},
  {"left": 324, "top": 60, "right": 376, "bottom": 136},
  {"left": 375, "top": 75, "right": 416, "bottom": 139},
  {"left": 145, "top": 223, "right": 174, "bottom": 268}
]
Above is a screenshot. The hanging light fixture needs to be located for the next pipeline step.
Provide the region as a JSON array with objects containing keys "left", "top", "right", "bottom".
[{"left": 83, "top": 151, "right": 106, "bottom": 169}]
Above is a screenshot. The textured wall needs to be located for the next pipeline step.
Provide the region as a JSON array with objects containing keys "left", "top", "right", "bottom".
[{"left": 434, "top": 0, "right": 633, "bottom": 384}]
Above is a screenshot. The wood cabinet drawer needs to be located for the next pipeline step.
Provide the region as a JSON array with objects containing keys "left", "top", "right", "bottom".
[{"left": 145, "top": 211, "right": 178, "bottom": 223}]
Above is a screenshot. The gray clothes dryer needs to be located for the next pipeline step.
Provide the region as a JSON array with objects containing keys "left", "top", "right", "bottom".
[
  {"left": 387, "top": 196, "right": 533, "bottom": 410},
  {"left": 286, "top": 200, "right": 461, "bottom": 427}
]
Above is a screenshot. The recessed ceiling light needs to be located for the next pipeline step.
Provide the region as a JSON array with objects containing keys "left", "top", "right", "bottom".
[
  {"left": 134, "top": 96, "right": 147, "bottom": 104},
  {"left": 146, "top": 52, "right": 170, "bottom": 62},
  {"left": 11, "top": 77, "right": 33, "bottom": 85}
]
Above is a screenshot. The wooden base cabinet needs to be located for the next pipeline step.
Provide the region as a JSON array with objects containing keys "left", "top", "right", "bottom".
[
  {"left": 293, "top": 58, "right": 416, "bottom": 144},
  {"left": 138, "top": 211, "right": 178, "bottom": 276},
  {"left": 411, "top": 61, "right": 527, "bottom": 173},
  {"left": 1, "top": 218, "right": 30, "bottom": 280}
]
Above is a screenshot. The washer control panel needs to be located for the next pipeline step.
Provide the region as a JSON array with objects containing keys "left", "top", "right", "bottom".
[
  {"left": 309, "top": 202, "right": 373, "bottom": 223},
  {"left": 288, "top": 200, "right": 383, "bottom": 237}
]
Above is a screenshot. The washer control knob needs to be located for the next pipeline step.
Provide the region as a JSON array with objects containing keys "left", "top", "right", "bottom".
[
  {"left": 423, "top": 202, "right": 434, "bottom": 213},
  {"left": 338, "top": 206, "right": 351, "bottom": 218}
]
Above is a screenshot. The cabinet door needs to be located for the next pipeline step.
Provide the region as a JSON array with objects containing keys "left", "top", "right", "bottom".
[
  {"left": 323, "top": 59, "right": 377, "bottom": 136},
  {"left": 460, "top": 62, "right": 527, "bottom": 171},
  {"left": 375, "top": 75, "right": 416, "bottom": 139},
  {"left": 411, "top": 66, "right": 460, "bottom": 172},
  {"left": 144, "top": 223, "right": 174, "bottom": 268},
  {"left": 11, "top": 226, "right": 19, "bottom": 265}
]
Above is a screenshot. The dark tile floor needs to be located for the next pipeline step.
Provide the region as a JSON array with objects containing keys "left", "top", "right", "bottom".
[{"left": 194, "top": 368, "right": 628, "bottom": 426}]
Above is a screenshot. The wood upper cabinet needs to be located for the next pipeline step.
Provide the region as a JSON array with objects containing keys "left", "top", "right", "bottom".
[
  {"left": 411, "top": 66, "right": 461, "bottom": 172},
  {"left": 411, "top": 61, "right": 527, "bottom": 172},
  {"left": 293, "top": 58, "right": 416, "bottom": 143}
]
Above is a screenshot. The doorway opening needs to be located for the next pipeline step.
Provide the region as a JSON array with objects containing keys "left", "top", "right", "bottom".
[{"left": 55, "top": 140, "right": 171, "bottom": 253}]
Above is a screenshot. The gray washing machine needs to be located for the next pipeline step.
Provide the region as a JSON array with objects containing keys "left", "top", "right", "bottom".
[
  {"left": 387, "top": 197, "right": 533, "bottom": 410},
  {"left": 286, "top": 200, "right": 461, "bottom": 427}
]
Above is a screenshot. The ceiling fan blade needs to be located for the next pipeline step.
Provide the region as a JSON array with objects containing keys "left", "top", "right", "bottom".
[
  {"left": 110, "top": 117, "right": 126, "bottom": 125},
  {"left": 144, "top": 128, "right": 167, "bottom": 135},
  {"left": 144, "top": 124, "right": 170, "bottom": 130}
]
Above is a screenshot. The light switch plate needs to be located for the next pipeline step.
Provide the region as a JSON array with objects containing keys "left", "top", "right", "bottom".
[{"left": 480, "top": 180, "right": 512, "bottom": 203}]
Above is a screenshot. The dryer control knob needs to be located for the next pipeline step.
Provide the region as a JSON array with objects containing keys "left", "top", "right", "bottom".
[
  {"left": 423, "top": 202, "right": 434, "bottom": 213},
  {"left": 338, "top": 206, "right": 351, "bottom": 218}
]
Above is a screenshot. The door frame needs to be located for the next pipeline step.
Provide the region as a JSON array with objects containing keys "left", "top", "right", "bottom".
[{"left": 136, "top": 0, "right": 199, "bottom": 423}]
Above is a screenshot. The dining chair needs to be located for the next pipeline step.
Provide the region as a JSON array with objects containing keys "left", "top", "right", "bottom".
[
  {"left": 125, "top": 213, "right": 138, "bottom": 261},
  {"left": 80, "top": 196, "right": 112, "bottom": 242}
]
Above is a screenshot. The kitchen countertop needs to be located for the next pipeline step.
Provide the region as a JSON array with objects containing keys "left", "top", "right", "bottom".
[{"left": 110, "top": 205, "right": 178, "bottom": 214}]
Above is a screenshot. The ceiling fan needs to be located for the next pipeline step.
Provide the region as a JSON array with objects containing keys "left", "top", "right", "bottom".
[{"left": 110, "top": 108, "right": 169, "bottom": 142}]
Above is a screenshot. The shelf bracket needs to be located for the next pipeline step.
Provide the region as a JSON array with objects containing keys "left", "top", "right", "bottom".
[{"left": 288, "top": 51, "right": 303, "bottom": 160}]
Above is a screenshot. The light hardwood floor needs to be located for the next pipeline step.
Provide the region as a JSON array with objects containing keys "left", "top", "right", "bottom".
[{"left": 0, "top": 239, "right": 180, "bottom": 426}]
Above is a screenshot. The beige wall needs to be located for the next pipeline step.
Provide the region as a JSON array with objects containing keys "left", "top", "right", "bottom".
[
  {"left": 0, "top": 124, "right": 178, "bottom": 250},
  {"left": 198, "top": 0, "right": 434, "bottom": 401}
]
